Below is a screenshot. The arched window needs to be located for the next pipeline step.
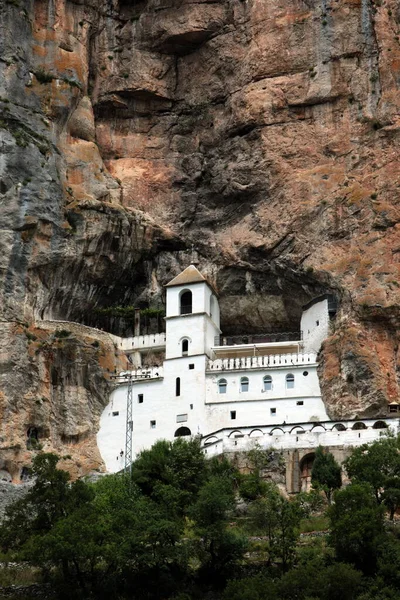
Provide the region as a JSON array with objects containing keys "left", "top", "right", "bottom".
[
  {"left": 286, "top": 373, "right": 295, "bottom": 389},
  {"left": 263, "top": 375, "right": 272, "bottom": 391},
  {"left": 218, "top": 378, "right": 227, "bottom": 394},
  {"left": 180, "top": 290, "right": 192, "bottom": 315},
  {"left": 352, "top": 422, "right": 367, "bottom": 430},
  {"left": 240, "top": 377, "right": 249, "bottom": 392},
  {"left": 176, "top": 377, "right": 181, "bottom": 397},
  {"left": 174, "top": 427, "right": 191, "bottom": 437},
  {"left": 182, "top": 339, "right": 189, "bottom": 356},
  {"left": 373, "top": 421, "right": 388, "bottom": 429}
]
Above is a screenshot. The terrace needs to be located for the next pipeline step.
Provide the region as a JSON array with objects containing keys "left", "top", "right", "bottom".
[{"left": 212, "top": 331, "right": 303, "bottom": 359}]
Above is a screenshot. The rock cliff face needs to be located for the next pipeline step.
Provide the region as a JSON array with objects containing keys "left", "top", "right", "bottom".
[{"left": 1, "top": 0, "right": 400, "bottom": 477}]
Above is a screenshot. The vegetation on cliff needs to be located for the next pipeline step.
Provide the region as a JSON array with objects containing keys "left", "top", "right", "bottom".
[{"left": 1, "top": 436, "right": 400, "bottom": 599}]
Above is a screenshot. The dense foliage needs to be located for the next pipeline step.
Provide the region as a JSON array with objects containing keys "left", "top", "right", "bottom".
[{"left": 1, "top": 436, "right": 400, "bottom": 599}]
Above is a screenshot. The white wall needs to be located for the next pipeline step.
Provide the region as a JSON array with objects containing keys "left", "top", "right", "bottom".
[
  {"left": 206, "top": 365, "right": 322, "bottom": 404},
  {"left": 97, "top": 360, "right": 330, "bottom": 474},
  {"left": 166, "top": 283, "right": 207, "bottom": 317},
  {"left": 203, "top": 420, "right": 400, "bottom": 457},
  {"left": 301, "top": 298, "right": 330, "bottom": 353},
  {"left": 204, "top": 396, "right": 329, "bottom": 433},
  {"left": 165, "top": 304, "right": 220, "bottom": 360},
  {"left": 166, "top": 314, "right": 207, "bottom": 358},
  {"left": 97, "top": 355, "right": 208, "bottom": 472}
]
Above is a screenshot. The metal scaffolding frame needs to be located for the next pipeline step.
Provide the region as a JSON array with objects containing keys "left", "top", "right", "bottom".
[
  {"left": 111, "top": 372, "right": 134, "bottom": 476},
  {"left": 124, "top": 375, "right": 133, "bottom": 475}
]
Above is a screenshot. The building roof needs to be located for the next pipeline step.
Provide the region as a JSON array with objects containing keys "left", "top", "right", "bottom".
[{"left": 165, "top": 265, "right": 208, "bottom": 288}]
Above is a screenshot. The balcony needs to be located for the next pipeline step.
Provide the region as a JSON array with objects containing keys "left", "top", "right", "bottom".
[
  {"left": 214, "top": 332, "right": 302, "bottom": 346},
  {"left": 207, "top": 352, "right": 317, "bottom": 372}
]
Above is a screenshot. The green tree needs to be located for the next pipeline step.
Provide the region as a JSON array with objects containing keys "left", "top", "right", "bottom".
[
  {"left": 343, "top": 435, "right": 400, "bottom": 505},
  {"left": 381, "top": 476, "right": 400, "bottom": 520},
  {"left": 247, "top": 483, "right": 302, "bottom": 570},
  {"left": 277, "top": 562, "right": 362, "bottom": 600},
  {"left": 223, "top": 573, "right": 277, "bottom": 600},
  {"left": 0, "top": 453, "right": 82, "bottom": 551},
  {"left": 328, "top": 483, "right": 385, "bottom": 573},
  {"left": 311, "top": 447, "right": 342, "bottom": 503},
  {"left": 131, "top": 437, "right": 207, "bottom": 515},
  {"left": 190, "top": 475, "right": 246, "bottom": 583}
]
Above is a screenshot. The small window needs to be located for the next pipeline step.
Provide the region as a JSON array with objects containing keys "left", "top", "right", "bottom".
[
  {"left": 270, "top": 408, "right": 276, "bottom": 415},
  {"left": 263, "top": 375, "right": 272, "bottom": 391},
  {"left": 138, "top": 394, "right": 143, "bottom": 403},
  {"left": 190, "top": 404, "right": 193, "bottom": 410},
  {"left": 176, "top": 377, "right": 181, "bottom": 397},
  {"left": 240, "top": 377, "right": 249, "bottom": 392},
  {"left": 303, "top": 371, "right": 309, "bottom": 377},
  {"left": 188, "top": 364, "right": 195, "bottom": 370},
  {"left": 316, "top": 320, "right": 319, "bottom": 326},
  {"left": 230, "top": 411, "right": 236, "bottom": 420},
  {"left": 286, "top": 374, "right": 295, "bottom": 389},
  {"left": 218, "top": 378, "right": 227, "bottom": 394},
  {"left": 182, "top": 339, "right": 189, "bottom": 356},
  {"left": 112, "top": 411, "right": 119, "bottom": 416},
  {"left": 389, "top": 405, "right": 399, "bottom": 413},
  {"left": 150, "top": 420, "right": 156, "bottom": 429},
  {"left": 296, "top": 401, "right": 304, "bottom": 406}
]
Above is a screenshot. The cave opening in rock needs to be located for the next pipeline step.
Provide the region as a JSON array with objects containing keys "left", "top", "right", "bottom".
[
  {"left": 26, "top": 427, "right": 39, "bottom": 450},
  {"left": 38, "top": 255, "right": 335, "bottom": 340}
]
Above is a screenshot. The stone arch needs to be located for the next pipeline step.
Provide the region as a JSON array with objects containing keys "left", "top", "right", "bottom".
[
  {"left": 290, "top": 425, "right": 305, "bottom": 434},
  {"left": 300, "top": 452, "right": 315, "bottom": 492},
  {"left": 352, "top": 422, "right": 367, "bottom": 430},
  {"left": 228, "top": 430, "right": 243, "bottom": 438},
  {"left": 332, "top": 423, "right": 346, "bottom": 431},
  {"left": 249, "top": 429, "right": 264, "bottom": 438},
  {"left": 311, "top": 424, "right": 326, "bottom": 432},
  {"left": 373, "top": 420, "right": 388, "bottom": 429},
  {"left": 270, "top": 427, "right": 285, "bottom": 435},
  {"left": 204, "top": 436, "right": 219, "bottom": 446},
  {"left": 174, "top": 426, "right": 191, "bottom": 437}
]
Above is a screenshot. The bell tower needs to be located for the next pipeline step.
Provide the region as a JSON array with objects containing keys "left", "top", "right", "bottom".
[{"left": 165, "top": 265, "right": 220, "bottom": 360}]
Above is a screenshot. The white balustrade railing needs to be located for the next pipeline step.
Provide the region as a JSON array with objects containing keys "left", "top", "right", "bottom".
[{"left": 207, "top": 353, "right": 317, "bottom": 371}]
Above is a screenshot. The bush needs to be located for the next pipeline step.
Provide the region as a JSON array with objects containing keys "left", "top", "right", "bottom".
[{"left": 54, "top": 329, "right": 71, "bottom": 339}]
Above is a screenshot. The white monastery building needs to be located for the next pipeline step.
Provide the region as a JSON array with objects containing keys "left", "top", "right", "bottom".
[{"left": 97, "top": 266, "right": 400, "bottom": 473}]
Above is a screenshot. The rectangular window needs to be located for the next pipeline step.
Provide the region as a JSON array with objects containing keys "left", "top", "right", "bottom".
[
  {"left": 270, "top": 408, "right": 276, "bottom": 415},
  {"left": 230, "top": 411, "right": 236, "bottom": 420},
  {"left": 150, "top": 420, "right": 156, "bottom": 429},
  {"left": 188, "top": 364, "right": 195, "bottom": 370},
  {"left": 296, "top": 401, "right": 304, "bottom": 406},
  {"left": 176, "top": 414, "right": 188, "bottom": 423},
  {"left": 112, "top": 411, "right": 119, "bottom": 417},
  {"left": 138, "top": 394, "right": 143, "bottom": 404},
  {"left": 190, "top": 404, "right": 193, "bottom": 410}
]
